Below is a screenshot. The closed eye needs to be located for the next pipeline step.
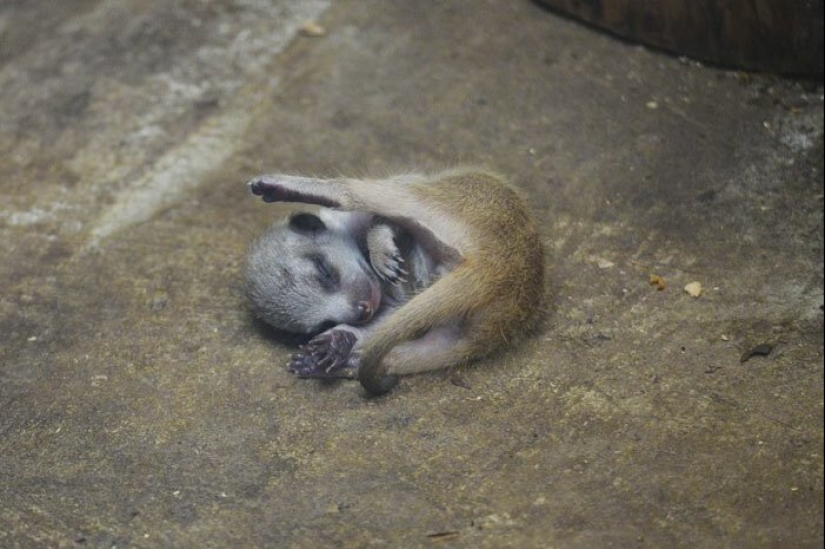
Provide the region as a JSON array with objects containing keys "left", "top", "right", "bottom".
[{"left": 309, "top": 254, "right": 340, "bottom": 292}]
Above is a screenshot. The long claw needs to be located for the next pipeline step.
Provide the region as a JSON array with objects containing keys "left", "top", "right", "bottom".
[{"left": 287, "top": 329, "right": 358, "bottom": 379}]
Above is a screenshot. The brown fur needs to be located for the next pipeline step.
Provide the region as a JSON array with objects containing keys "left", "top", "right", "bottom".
[{"left": 247, "top": 169, "right": 545, "bottom": 395}]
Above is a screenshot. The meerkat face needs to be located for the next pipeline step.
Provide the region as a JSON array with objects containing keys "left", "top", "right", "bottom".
[{"left": 245, "top": 212, "right": 382, "bottom": 334}]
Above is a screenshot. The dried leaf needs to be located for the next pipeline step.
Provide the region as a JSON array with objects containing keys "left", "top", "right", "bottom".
[
  {"left": 649, "top": 274, "right": 666, "bottom": 291},
  {"left": 299, "top": 21, "right": 326, "bottom": 37},
  {"left": 427, "top": 531, "right": 460, "bottom": 542},
  {"left": 684, "top": 281, "right": 702, "bottom": 297}
]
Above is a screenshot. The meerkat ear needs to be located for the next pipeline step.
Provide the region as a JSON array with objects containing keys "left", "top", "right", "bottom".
[{"left": 288, "top": 212, "right": 327, "bottom": 235}]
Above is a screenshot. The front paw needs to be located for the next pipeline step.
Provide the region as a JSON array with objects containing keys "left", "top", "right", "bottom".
[
  {"left": 367, "top": 224, "right": 407, "bottom": 285},
  {"left": 288, "top": 329, "right": 358, "bottom": 379}
]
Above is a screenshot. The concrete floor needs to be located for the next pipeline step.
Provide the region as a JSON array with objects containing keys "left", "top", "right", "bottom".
[{"left": 1, "top": 1, "right": 822, "bottom": 548}]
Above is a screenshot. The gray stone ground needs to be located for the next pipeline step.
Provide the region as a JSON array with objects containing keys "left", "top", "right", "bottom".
[{"left": 1, "top": 1, "right": 822, "bottom": 548}]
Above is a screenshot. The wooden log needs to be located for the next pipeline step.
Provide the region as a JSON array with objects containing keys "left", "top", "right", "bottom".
[{"left": 535, "top": 0, "right": 823, "bottom": 76}]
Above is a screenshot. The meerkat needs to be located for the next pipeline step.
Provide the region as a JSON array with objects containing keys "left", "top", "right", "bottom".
[{"left": 245, "top": 169, "right": 544, "bottom": 395}]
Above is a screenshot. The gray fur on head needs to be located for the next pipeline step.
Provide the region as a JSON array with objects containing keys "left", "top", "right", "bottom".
[{"left": 245, "top": 210, "right": 381, "bottom": 334}]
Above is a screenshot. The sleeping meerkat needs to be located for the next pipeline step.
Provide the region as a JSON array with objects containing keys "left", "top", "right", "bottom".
[{"left": 245, "top": 169, "right": 544, "bottom": 395}]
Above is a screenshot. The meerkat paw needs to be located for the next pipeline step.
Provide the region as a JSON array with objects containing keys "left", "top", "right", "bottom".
[
  {"left": 288, "top": 329, "right": 359, "bottom": 379},
  {"left": 367, "top": 224, "right": 408, "bottom": 285}
]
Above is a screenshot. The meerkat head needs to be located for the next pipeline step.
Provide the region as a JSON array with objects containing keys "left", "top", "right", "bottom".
[{"left": 245, "top": 211, "right": 382, "bottom": 334}]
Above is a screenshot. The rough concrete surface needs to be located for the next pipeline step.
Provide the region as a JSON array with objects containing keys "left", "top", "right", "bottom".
[{"left": 1, "top": 1, "right": 822, "bottom": 548}]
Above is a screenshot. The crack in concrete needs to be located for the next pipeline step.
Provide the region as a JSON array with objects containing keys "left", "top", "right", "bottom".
[{"left": 86, "top": 111, "right": 248, "bottom": 248}]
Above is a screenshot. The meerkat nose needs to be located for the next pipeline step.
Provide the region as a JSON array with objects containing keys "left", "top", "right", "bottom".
[{"left": 357, "top": 301, "right": 375, "bottom": 323}]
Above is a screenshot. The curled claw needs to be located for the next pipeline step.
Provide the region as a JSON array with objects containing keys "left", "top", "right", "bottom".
[
  {"left": 390, "top": 260, "right": 409, "bottom": 284},
  {"left": 366, "top": 223, "right": 409, "bottom": 285},
  {"left": 289, "top": 350, "right": 352, "bottom": 379},
  {"left": 389, "top": 267, "right": 409, "bottom": 285},
  {"left": 376, "top": 251, "right": 408, "bottom": 285},
  {"left": 287, "top": 330, "right": 358, "bottom": 378}
]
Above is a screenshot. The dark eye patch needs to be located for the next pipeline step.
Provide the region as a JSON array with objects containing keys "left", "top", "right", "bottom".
[{"left": 308, "top": 254, "right": 340, "bottom": 292}]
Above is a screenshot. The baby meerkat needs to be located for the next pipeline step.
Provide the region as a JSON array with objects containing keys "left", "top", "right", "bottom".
[{"left": 245, "top": 169, "right": 544, "bottom": 395}]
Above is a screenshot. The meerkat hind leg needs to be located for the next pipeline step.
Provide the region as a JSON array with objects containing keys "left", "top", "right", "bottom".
[
  {"left": 378, "top": 324, "right": 476, "bottom": 377},
  {"left": 248, "top": 175, "right": 345, "bottom": 209},
  {"left": 248, "top": 174, "right": 470, "bottom": 255}
]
